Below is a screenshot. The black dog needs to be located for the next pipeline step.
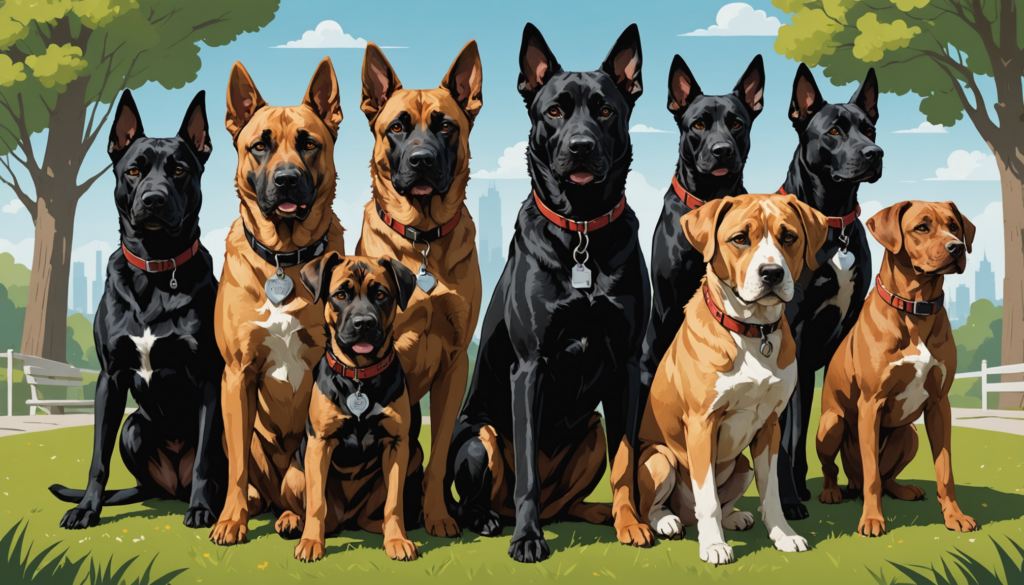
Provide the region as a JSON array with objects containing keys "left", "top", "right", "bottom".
[
  {"left": 639, "top": 54, "right": 764, "bottom": 394},
  {"left": 50, "top": 90, "right": 226, "bottom": 530},
  {"left": 446, "top": 23, "right": 649, "bottom": 564},
  {"left": 776, "top": 65, "right": 882, "bottom": 520}
]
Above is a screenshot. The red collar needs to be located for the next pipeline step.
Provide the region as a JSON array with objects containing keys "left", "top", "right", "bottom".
[
  {"left": 671, "top": 175, "right": 706, "bottom": 209},
  {"left": 375, "top": 199, "right": 461, "bottom": 243},
  {"left": 776, "top": 186, "right": 860, "bottom": 229},
  {"left": 532, "top": 191, "right": 627, "bottom": 233},
  {"left": 325, "top": 345, "right": 396, "bottom": 380},
  {"left": 874, "top": 275, "right": 944, "bottom": 316},
  {"left": 703, "top": 285, "right": 781, "bottom": 339},
  {"left": 122, "top": 239, "right": 200, "bottom": 273}
]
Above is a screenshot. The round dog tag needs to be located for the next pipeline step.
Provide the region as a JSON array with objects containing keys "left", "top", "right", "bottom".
[
  {"left": 760, "top": 339, "right": 774, "bottom": 358},
  {"left": 265, "top": 271, "right": 294, "bottom": 305},
  {"left": 416, "top": 266, "right": 437, "bottom": 294},
  {"left": 832, "top": 249, "right": 855, "bottom": 272},
  {"left": 347, "top": 392, "right": 369, "bottom": 418}
]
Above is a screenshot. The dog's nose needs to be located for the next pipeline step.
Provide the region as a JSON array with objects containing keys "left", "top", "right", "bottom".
[
  {"left": 759, "top": 264, "right": 785, "bottom": 287},
  {"left": 711, "top": 142, "right": 735, "bottom": 160},
  {"left": 273, "top": 168, "right": 301, "bottom": 188},
  {"left": 861, "top": 145, "right": 883, "bottom": 162},
  {"left": 408, "top": 149, "right": 436, "bottom": 168},
  {"left": 351, "top": 315, "right": 378, "bottom": 332},
  {"left": 141, "top": 192, "right": 166, "bottom": 208},
  {"left": 946, "top": 241, "right": 965, "bottom": 258},
  {"left": 568, "top": 136, "right": 596, "bottom": 155}
]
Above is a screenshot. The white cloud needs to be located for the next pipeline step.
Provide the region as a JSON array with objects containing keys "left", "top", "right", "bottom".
[
  {"left": 894, "top": 122, "right": 948, "bottom": 134},
  {"left": 630, "top": 124, "right": 671, "bottom": 134},
  {"left": 2, "top": 199, "right": 23, "bottom": 214},
  {"left": 681, "top": 3, "right": 781, "bottom": 37},
  {"left": 0, "top": 237, "right": 34, "bottom": 267},
  {"left": 274, "top": 21, "right": 407, "bottom": 49},
  {"left": 625, "top": 171, "right": 666, "bottom": 264},
  {"left": 471, "top": 142, "right": 530, "bottom": 180},
  {"left": 926, "top": 150, "right": 999, "bottom": 181}
]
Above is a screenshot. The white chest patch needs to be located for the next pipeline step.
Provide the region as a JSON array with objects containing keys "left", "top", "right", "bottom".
[
  {"left": 890, "top": 340, "right": 946, "bottom": 420},
  {"left": 814, "top": 253, "right": 856, "bottom": 320},
  {"left": 129, "top": 328, "right": 160, "bottom": 385},
  {"left": 253, "top": 299, "right": 308, "bottom": 393}
]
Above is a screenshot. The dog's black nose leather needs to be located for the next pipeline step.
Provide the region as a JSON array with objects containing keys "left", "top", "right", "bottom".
[
  {"left": 946, "top": 241, "right": 965, "bottom": 258},
  {"left": 711, "top": 142, "right": 735, "bottom": 160},
  {"left": 568, "top": 136, "right": 596, "bottom": 155},
  {"left": 409, "top": 150, "right": 436, "bottom": 168},
  {"left": 351, "top": 315, "right": 377, "bottom": 332},
  {"left": 861, "top": 145, "right": 883, "bottom": 161},
  {"left": 141, "top": 192, "right": 166, "bottom": 208},
  {"left": 274, "top": 168, "right": 301, "bottom": 188},
  {"left": 760, "top": 264, "right": 785, "bottom": 286}
]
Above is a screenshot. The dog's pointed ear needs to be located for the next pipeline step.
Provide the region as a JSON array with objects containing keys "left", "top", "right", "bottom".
[
  {"left": 518, "top": 23, "right": 561, "bottom": 99},
  {"left": 849, "top": 67, "right": 879, "bottom": 124},
  {"left": 300, "top": 251, "right": 343, "bottom": 304},
  {"left": 867, "top": 201, "right": 912, "bottom": 254},
  {"left": 789, "top": 63, "right": 824, "bottom": 126},
  {"left": 361, "top": 43, "right": 403, "bottom": 123},
  {"left": 600, "top": 23, "right": 643, "bottom": 106},
  {"left": 947, "top": 201, "right": 976, "bottom": 254},
  {"left": 226, "top": 62, "right": 266, "bottom": 142},
  {"left": 303, "top": 56, "right": 343, "bottom": 140},
  {"left": 681, "top": 197, "right": 733, "bottom": 263},
  {"left": 109, "top": 90, "right": 145, "bottom": 164},
  {"left": 784, "top": 196, "right": 829, "bottom": 273},
  {"left": 667, "top": 55, "right": 702, "bottom": 117},
  {"left": 733, "top": 54, "right": 765, "bottom": 120},
  {"left": 178, "top": 91, "right": 212, "bottom": 165},
  {"left": 378, "top": 257, "right": 417, "bottom": 312},
  {"left": 441, "top": 40, "right": 484, "bottom": 123}
]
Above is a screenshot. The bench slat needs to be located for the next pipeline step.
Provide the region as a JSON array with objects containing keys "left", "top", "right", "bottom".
[
  {"left": 25, "top": 377, "right": 84, "bottom": 387},
  {"left": 24, "top": 364, "right": 81, "bottom": 377},
  {"left": 25, "top": 400, "right": 94, "bottom": 406}
]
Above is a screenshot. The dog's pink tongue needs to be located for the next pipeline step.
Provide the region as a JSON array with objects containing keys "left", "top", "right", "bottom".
[
  {"left": 352, "top": 342, "right": 374, "bottom": 354},
  {"left": 411, "top": 185, "right": 434, "bottom": 195},
  {"left": 278, "top": 202, "right": 298, "bottom": 212},
  {"left": 711, "top": 168, "right": 730, "bottom": 177},
  {"left": 570, "top": 172, "right": 594, "bottom": 185}
]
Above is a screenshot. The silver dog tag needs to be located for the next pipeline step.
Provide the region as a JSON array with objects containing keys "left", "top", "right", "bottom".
[
  {"left": 265, "top": 268, "right": 294, "bottom": 305},
  {"left": 571, "top": 263, "right": 592, "bottom": 289},
  {"left": 416, "top": 266, "right": 437, "bottom": 294},
  {"left": 760, "top": 339, "right": 774, "bottom": 358},
  {"left": 832, "top": 249, "right": 855, "bottom": 272},
  {"left": 347, "top": 391, "right": 370, "bottom": 418}
]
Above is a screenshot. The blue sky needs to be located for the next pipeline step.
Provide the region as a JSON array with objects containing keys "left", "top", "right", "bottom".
[{"left": 0, "top": 0, "right": 1005, "bottom": 316}]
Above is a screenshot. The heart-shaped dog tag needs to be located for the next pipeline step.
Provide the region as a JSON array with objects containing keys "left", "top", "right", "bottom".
[
  {"left": 347, "top": 392, "right": 369, "bottom": 418},
  {"left": 831, "top": 249, "right": 856, "bottom": 272},
  {"left": 265, "top": 273, "right": 294, "bottom": 305},
  {"left": 416, "top": 267, "right": 437, "bottom": 294}
]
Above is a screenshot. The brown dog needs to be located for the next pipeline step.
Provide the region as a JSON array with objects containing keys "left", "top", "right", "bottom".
[
  {"left": 611, "top": 194, "right": 827, "bottom": 565},
  {"left": 355, "top": 41, "right": 483, "bottom": 537},
  {"left": 292, "top": 252, "right": 422, "bottom": 563},
  {"left": 816, "top": 200, "right": 978, "bottom": 537},
  {"left": 210, "top": 58, "right": 346, "bottom": 545}
]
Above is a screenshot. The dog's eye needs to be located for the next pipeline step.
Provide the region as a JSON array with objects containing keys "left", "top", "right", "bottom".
[
  {"left": 304, "top": 140, "right": 318, "bottom": 151},
  {"left": 390, "top": 123, "right": 403, "bottom": 133},
  {"left": 865, "top": 129, "right": 875, "bottom": 138},
  {"left": 546, "top": 106, "right": 562, "bottom": 119},
  {"left": 126, "top": 168, "right": 140, "bottom": 177},
  {"left": 827, "top": 127, "right": 841, "bottom": 136},
  {"left": 915, "top": 224, "right": 929, "bottom": 233},
  {"left": 174, "top": 166, "right": 185, "bottom": 176},
  {"left": 730, "top": 234, "right": 748, "bottom": 246},
  {"left": 693, "top": 121, "right": 705, "bottom": 131},
  {"left": 731, "top": 121, "right": 742, "bottom": 130},
  {"left": 375, "top": 290, "right": 387, "bottom": 301},
  {"left": 599, "top": 106, "right": 613, "bottom": 118},
  {"left": 782, "top": 233, "right": 798, "bottom": 246},
  {"left": 950, "top": 223, "right": 959, "bottom": 233},
  {"left": 252, "top": 142, "right": 266, "bottom": 153},
  {"left": 334, "top": 291, "right": 347, "bottom": 301},
  {"left": 441, "top": 121, "right": 453, "bottom": 131}
]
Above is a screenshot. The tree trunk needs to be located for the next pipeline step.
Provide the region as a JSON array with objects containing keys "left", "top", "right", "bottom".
[{"left": 996, "top": 158, "right": 1024, "bottom": 409}]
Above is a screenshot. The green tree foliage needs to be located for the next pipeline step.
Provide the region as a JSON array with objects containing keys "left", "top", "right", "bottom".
[
  {"left": 0, "top": 282, "right": 26, "bottom": 353},
  {"left": 950, "top": 299, "right": 1003, "bottom": 407},
  {"left": 66, "top": 312, "right": 97, "bottom": 369},
  {"left": 0, "top": 252, "right": 30, "bottom": 307}
]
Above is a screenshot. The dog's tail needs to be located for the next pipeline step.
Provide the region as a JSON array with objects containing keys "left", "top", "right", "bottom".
[{"left": 48, "top": 484, "right": 152, "bottom": 506}]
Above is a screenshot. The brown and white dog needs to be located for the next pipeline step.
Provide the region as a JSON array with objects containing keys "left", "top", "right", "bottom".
[
  {"left": 816, "top": 200, "right": 978, "bottom": 537},
  {"left": 355, "top": 42, "right": 483, "bottom": 537},
  {"left": 210, "top": 58, "right": 346, "bottom": 545},
  {"left": 612, "top": 194, "right": 827, "bottom": 565}
]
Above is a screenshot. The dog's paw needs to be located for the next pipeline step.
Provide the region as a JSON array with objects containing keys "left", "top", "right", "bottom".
[
  {"left": 699, "top": 542, "right": 735, "bottom": 566},
  {"left": 722, "top": 510, "right": 754, "bottom": 531},
  {"left": 508, "top": 536, "right": 550, "bottom": 563},
  {"left": 184, "top": 506, "right": 217, "bottom": 529},
  {"left": 294, "top": 539, "right": 325, "bottom": 563},
  {"left": 615, "top": 522, "right": 655, "bottom": 547},
  {"left": 796, "top": 485, "right": 812, "bottom": 502},
  {"left": 209, "top": 519, "right": 248, "bottom": 545},
  {"left": 884, "top": 481, "right": 926, "bottom": 501},
  {"left": 385, "top": 538, "right": 419, "bottom": 562},
  {"left": 819, "top": 487, "right": 843, "bottom": 505},
  {"left": 463, "top": 508, "right": 503, "bottom": 537},
  {"left": 425, "top": 511, "right": 461, "bottom": 538},
  {"left": 774, "top": 534, "right": 810, "bottom": 553},
  {"left": 60, "top": 507, "right": 99, "bottom": 530},
  {"left": 782, "top": 503, "right": 809, "bottom": 520},
  {"left": 653, "top": 514, "right": 685, "bottom": 539},
  {"left": 944, "top": 512, "right": 978, "bottom": 533},
  {"left": 857, "top": 514, "right": 886, "bottom": 537},
  {"left": 275, "top": 511, "right": 304, "bottom": 540}
]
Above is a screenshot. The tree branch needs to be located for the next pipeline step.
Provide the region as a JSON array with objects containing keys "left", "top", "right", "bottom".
[
  {"left": 0, "top": 154, "right": 38, "bottom": 223},
  {"left": 82, "top": 51, "right": 143, "bottom": 153},
  {"left": 75, "top": 162, "right": 112, "bottom": 196},
  {"left": 936, "top": 61, "right": 999, "bottom": 143}
]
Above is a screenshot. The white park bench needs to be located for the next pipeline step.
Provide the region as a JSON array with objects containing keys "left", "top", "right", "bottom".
[
  {"left": 954, "top": 359, "right": 1024, "bottom": 411},
  {"left": 4, "top": 350, "right": 99, "bottom": 416}
]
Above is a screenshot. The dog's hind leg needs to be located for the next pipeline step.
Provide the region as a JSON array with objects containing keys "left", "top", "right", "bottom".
[
  {"left": 452, "top": 424, "right": 504, "bottom": 537},
  {"left": 642, "top": 449, "right": 683, "bottom": 540},
  {"left": 275, "top": 459, "right": 306, "bottom": 540},
  {"left": 186, "top": 379, "right": 226, "bottom": 528},
  {"left": 118, "top": 411, "right": 176, "bottom": 499},
  {"left": 553, "top": 414, "right": 611, "bottom": 526},
  {"left": 720, "top": 456, "right": 755, "bottom": 531},
  {"left": 880, "top": 424, "right": 924, "bottom": 501}
]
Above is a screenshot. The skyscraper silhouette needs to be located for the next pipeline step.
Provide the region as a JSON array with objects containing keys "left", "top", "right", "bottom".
[
  {"left": 92, "top": 250, "right": 104, "bottom": 315},
  {"left": 954, "top": 282, "right": 971, "bottom": 326},
  {"left": 478, "top": 182, "right": 504, "bottom": 304},
  {"left": 975, "top": 250, "right": 996, "bottom": 303},
  {"left": 72, "top": 262, "right": 87, "bottom": 314}
]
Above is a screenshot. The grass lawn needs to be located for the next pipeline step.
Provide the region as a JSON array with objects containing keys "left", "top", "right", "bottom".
[{"left": 2, "top": 400, "right": 1023, "bottom": 584}]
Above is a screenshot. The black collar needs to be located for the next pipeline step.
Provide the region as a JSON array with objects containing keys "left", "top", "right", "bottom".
[{"left": 242, "top": 222, "right": 329, "bottom": 268}]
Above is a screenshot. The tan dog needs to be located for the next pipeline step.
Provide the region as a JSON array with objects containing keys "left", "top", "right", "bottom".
[
  {"left": 292, "top": 252, "right": 422, "bottom": 563},
  {"left": 355, "top": 41, "right": 483, "bottom": 537},
  {"left": 210, "top": 58, "right": 346, "bottom": 545},
  {"left": 816, "top": 200, "right": 978, "bottom": 537},
  {"left": 611, "top": 194, "right": 827, "bottom": 565}
]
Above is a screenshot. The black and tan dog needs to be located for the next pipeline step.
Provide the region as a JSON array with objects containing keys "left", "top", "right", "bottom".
[
  {"left": 52, "top": 90, "right": 226, "bottom": 530},
  {"left": 210, "top": 58, "right": 347, "bottom": 545},
  {"left": 355, "top": 41, "right": 483, "bottom": 537},
  {"left": 292, "top": 252, "right": 423, "bottom": 563},
  {"left": 448, "top": 23, "right": 649, "bottom": 563}
]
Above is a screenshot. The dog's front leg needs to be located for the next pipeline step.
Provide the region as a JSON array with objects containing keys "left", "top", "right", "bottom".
[
  {"left": 856, "top": 399, "right": 886, "bottom": 537},
  {"left": 682, "top": 415, "right": 732, "bottom": 565},
  {"left": 60, "top": 371, "right": 126, "bottom": 529},
  {"left": 924, "top": 396, "right": 977, "bottom": 532},
  {"left": 751, "top": 413, "right": 810, "bottom": 553},
  {"left": 294, "top": 432, "right": 335, "bottom": 563},
  {"left": 423, "top": 350, "right": 468, "bottom": 538},
  {"left": 210, "top": 364, "right": 258, "bottom": 545},
  {"left": 186, "top": 378, "right": 224, "bottom": 529},
  {"left": 508, "top": 357, "right": 549, "bottom": 563},
  {"left": 382, "top": 423, "right": 418, "bottom": 561}
]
